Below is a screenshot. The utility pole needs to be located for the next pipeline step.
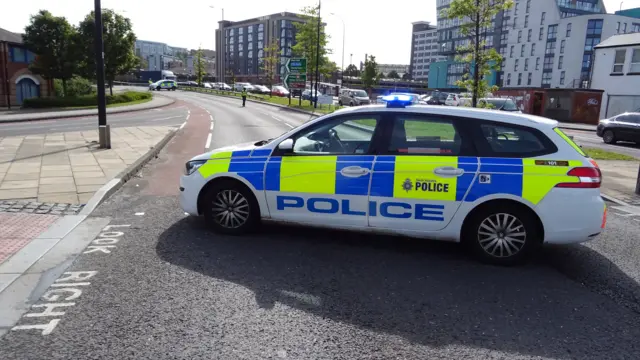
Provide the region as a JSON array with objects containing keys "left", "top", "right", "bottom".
[
  {"left": 94, "top": 0, "right": 110, "bottom": 148},
  {"left": 314, "top": 0, "right": 321, "bottom": 108},
  {"left": 472, "top": 0, "right": 480, "bottom": 108}
]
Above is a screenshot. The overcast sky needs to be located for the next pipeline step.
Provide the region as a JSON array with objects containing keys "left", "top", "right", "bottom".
[{"left": 1, "top": 0, "right": 639, "bottom": 67}]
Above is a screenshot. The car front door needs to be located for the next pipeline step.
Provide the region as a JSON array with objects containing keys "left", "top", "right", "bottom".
[
  {"left": 265, "top": 114, "right": 384, "bottom": 228},
  {"left": 368, "top": 112, "right": 477, "bottom": 232}
]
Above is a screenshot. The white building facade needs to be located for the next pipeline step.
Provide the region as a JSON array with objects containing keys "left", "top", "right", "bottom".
[
  {"left": 409, "top": 21, "right": 445, "bottom": 82},
  {"left": 501, "top": 0, "right": 640, "bottom": 89},
  {"left": 591, "top": 33, "right": 640, "bottom": 118}
]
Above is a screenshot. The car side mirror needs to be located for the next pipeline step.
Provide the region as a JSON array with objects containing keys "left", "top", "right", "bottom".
[{"left": 278, "top": 138, "right": 294, "bottom": 151}]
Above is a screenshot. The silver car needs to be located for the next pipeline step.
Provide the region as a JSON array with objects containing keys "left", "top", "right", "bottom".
[{"left": 338, "top": 89, "right": 371, "bottom": 106}]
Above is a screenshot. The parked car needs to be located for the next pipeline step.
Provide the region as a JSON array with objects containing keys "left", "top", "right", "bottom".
[
  {"left": 445, "top": 93, "right": 461, "bottom": 106},
  {"left": 338, "top": 89, "right": 370, "bottom": 106},
  {"left": 234, "top": 82, "right": 254, "bottom": 92},
  {"left": 217, "top": 83, "right": 232, "bottom": 91},
  {"left": 302, "top": 89, "right": 319, "bottom": 102},
  {"left": 426, "top": 91, "right": 448, "bottom": 105},
  {"left": 596, "top": 112, "right": 640, "bottom": 144},
  {"left": 252, "top": 85, "right": 271, "bottom": 94},
  {"left": 271, "top": 85, "right": 290, "bottom": 97},
  {"left": 203, "top": 83, "right": 213, "bottom": 89},
  {"left": 150, "top": 80, "right": 177, "bottom": 91},
  {"left": 478, "top": 98, "right": 521, "bottom": 113}
]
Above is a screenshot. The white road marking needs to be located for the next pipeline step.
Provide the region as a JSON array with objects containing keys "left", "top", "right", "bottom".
[
  {"left": 205, "top": 133, "right": 212, "bottom": 149},
  {"left": 186, "top": 113, "right": 190, "bottom": 120},
  {"left": 210, "top": 123, "right": 214, "bottom": 130},
  {"left": 209, "top": 114, "right": 213, "bottom": 121},
  {"left": 271, "top": 115, "right": 282, "bottom": 122},
  {"left": 179, "top": 121, "right": 187, "bottom": 130},
  {"left": 135, "top": 212, "right": 145, "bottom": 216},
  {"left": 284, "top": 123, "right": 294, "bottom": 128}
]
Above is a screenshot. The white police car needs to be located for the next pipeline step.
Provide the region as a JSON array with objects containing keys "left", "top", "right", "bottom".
[{"left": 179, "top": 95, "right": 606, "bottom": 265}]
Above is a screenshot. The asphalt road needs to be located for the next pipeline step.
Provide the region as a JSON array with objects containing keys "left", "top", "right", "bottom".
[
  {"left": 562, "top": 128, "right": 640, "bottom": 158},
  {"left": 2, "top": 90, "right": 640, "bottom": 359}
]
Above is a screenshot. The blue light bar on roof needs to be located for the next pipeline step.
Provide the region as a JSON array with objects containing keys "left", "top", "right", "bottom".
[{"left": 381, "top": 94, "right": 413, "bottom": 108}]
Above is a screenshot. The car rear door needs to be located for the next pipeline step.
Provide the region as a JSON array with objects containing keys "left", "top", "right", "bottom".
[{"left": 368, "top": 111, "right": 478, "bottom": 232}]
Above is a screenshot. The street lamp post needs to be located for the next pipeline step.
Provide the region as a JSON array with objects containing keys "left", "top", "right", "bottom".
[
  {"left": 314, "top": 0, "right": 321, "bottom": 108},
  {"left": 330, "top": 13, "right": 345, "bottom": 85},
  {"left": 94, "top": 0, "right": 110, "bottom": 148}
]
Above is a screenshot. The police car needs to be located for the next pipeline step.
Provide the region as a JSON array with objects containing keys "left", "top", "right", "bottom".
[{"left": 179, "top": 95, "right": 606, "bottom": 265}]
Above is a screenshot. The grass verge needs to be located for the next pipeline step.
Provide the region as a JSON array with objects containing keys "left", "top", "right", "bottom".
[
  {"left": 62, "top": 97, "right": 153, "bottom": 109},
  {"left": 583, "top": 147, "right": 637, "bottom": 161}
]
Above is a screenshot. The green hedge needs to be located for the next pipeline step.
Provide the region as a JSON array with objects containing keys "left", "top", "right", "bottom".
[{"left": 22, "top": 91, "right": 152, "bottom": 108}]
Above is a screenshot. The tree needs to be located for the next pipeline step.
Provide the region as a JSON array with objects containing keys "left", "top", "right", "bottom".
[
  {"left": 320, "top": 57, "right": 339, "bottom": 80},
  {"left": 22, "top": 10, "right": 77, "bottom": 96},
  {"left": 261, "top": 38, "right": 279, "bottom": 95},
  {"left": 445, "top": 0, "right": 514, "bottom": 107},
  {"left": 402, "top": 73, "right": 411, "bottom": 80},
  {"left": 136, "top": 55, "right": 148, "bottom": 69},
  {"left": 377, "top": 71, "right": 385, "bottom": 79},
  {"left": 292, "top": 5, "right": 332, "bottom": 88},
  {"left": 361, "top": 55, "right": 380, "bottom": 94},
  {"left": 344, "top": 64, "right": 359, "bottom": 77},
  {"left": 76, "top": 9, "right": 138, "bottom": 95},
  {"left": 194, "top": 48, "right": 207, "bottom": 85},
  {"left": 387, "top": 70, "right": 400, "bottom": 79}
]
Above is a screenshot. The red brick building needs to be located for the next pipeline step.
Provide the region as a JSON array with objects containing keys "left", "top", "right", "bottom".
[{"left": 0, "top": 27, "right": 53, "bottom": 108}]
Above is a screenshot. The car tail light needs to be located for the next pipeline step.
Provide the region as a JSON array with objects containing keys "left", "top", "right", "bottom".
[{"left": 555, "top": 167, "right": 602, "bottom": 188}]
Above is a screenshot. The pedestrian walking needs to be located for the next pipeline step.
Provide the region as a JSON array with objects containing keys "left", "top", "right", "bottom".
[{"left": 241, "top": 88, "right": 247, "bottom": 107}]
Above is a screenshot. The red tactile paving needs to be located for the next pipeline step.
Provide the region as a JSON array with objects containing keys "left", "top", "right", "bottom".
[{"left": 0, "top": 213, "right": 60, "bottom": 264}]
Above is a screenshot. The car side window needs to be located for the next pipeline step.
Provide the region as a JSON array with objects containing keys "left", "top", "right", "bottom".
[
  {"left": 477, "top": 123, "right": 555, "bottom": 156},
  {"left": 291, "top": 115, "right": 381, "bottom": 155},
  {"left": 386, "top": 115, "right": 463, "bottom": 155}
]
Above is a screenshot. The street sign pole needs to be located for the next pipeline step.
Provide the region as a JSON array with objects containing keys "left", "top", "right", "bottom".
[{"left": 94, "top": 0, "right": 110, "bottom": 149}]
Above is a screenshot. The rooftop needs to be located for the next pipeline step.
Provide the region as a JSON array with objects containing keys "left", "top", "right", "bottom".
[
  {"left": 0, "top": 27, "right": 22, "bottom": 44},
  {"left": 594, "top": 32, "right": 640, "bottom": 49}
]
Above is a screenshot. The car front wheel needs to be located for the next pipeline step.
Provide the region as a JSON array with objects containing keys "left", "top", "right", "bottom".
[
  {"left": 464, "top": 204, "right": 540, "bottom": 266},
  {"left": 602, "top": 130, "right": 616, "bottom": 144},
  {"left": 202, "top": 180, "right": 260, "bottom": 235}
]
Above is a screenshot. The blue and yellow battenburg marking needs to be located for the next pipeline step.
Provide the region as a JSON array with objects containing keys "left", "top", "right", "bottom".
[{"left": 198, "top": 150, "right": 583, "bottom": 206}]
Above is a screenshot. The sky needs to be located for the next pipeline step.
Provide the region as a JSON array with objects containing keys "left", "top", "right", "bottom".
[{"left": 1, "top": 0, "right": 640, "bottom": 67}]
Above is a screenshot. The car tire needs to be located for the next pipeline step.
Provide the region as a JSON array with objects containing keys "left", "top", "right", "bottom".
[
  {"left": 349, "top": 102, "right": 354, "bottom": 106},
  {"left": 602, "top": 130, "right": 616, "bottom": 144},
  {"left": 338, "top": 100, "right": 342, "bottom": 106},
  {"left": 202, "top": 180, "right": 260, "bottom": 235},
  {"left": 463, "top": 204, "right": 541, "bottom": 266}
]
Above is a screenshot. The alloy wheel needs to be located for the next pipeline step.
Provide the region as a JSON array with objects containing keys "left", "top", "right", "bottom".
[
  {"left": 477, "top": 213, "right": 527, "bottom": 258},
  {"left": 211, "top": 190, "right": 250, "bottom": 229}
]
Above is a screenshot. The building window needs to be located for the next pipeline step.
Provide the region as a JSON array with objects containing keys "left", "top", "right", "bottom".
[
  {"left": 510, "top": 45, "right": 514, "bottom": 58},
  {"left": 560, "top": 40, "right": 565, "bottom": 54},
  {"left": 543, "top": 57, "right": 553, "bottom": 70},
  {"left": 539, "top": 27, "right": 544, "bottom": 40},
  {"left": 633, "top": 24, "right": 640, "bottom": 33},
  {"left": 526, "top": 0, "right": 531, "bottom": 14},
  {"left": 528, "top": 29, "right": 532, "bottom": 42},
  {"left": 515, "top": 2, "right": 519, "bottom": 15},
  {"left": 513, "top": 17, "right": 517, "bottom": 29},
  {"left": 566, "top": 23, "right": 571, "bottom": 37},
  {"left": 612, "top": 49, "right": 625, "bottom": 73},
  {"left": 617, "top": 22, "right": 621, "bottom": 34},
  {"left": 518, "top": 73, "right": 522, "bottom": 85},
  {"left": 518, "top": 30, "right": 522, "bottom": 43},
  {"left": 525, "top": 58, "right": 529, "bottom": 71},
  {"left": 541, "top": 12, "right": 546, "bottom": 25},
  {"left": 507, "top": 73, "right": 511, "bottom": 85},
  {"left": 542, "top": 72, "right": 552, "bottom": 86},
  {"left": 515, "top": 59, "right": 519, "bottom": 71},
  {"left": 525, "top": 15, "right": 529, "bottom": 28},
  {"left": 547, "top": 25, "right": 557, "bottom": 40},
  {"left": 239, "top": 27, "right": 244, "bottom": 35},
  {"left": 531, "top": 43, "right": 536, "bottom": 56},
  {"left": 587, "top": 19, "right": 603, "bottom": 36},
  {"left": 521, "top": 44, "right": 525, "bottom": 57},
  {"left": 560, "top": 71, "right": 565, "bottom": 85},
  {"left": 584, "top": 37, "right": 600, "bottom": 51},
  {"left": 527, "top": 72, "right": 532, "bottom": 85},
  {"left": 631, "top": 49, "right": 640, "bottom": 72},
  {"left": 582, "top": 54, "right": 591, "bottom": 69},
  {"left": 536, "top": 57, "right": 540, "bottom": 70},
  {"left": 545, "top": 41, "right": 555, "bottom": 55},
  {"left": 558, "top": 55, "right": 563, "bottom": 69}
]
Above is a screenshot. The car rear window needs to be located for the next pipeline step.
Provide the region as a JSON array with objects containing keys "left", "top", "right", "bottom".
[
  {"left": 475, "top": 122, "right": 557, "bottom": 157},
  {"left": 553, "top": 127, "right": 587, "bottom": 157}
]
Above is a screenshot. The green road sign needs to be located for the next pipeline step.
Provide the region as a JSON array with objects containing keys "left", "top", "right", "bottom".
[
  {"left": 285, "top": 58, "right": 307, "bottom": 74},
  {"left": 285, "top": 73, "right": 307, "bottom": 89}
]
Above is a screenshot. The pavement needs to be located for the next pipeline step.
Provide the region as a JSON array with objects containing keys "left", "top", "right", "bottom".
[
  {"left": 0, "top": 90, "right": 639, "bottom": 359},
  {"left": 0, "top": 92, "right": 174, "bottom": 123}
]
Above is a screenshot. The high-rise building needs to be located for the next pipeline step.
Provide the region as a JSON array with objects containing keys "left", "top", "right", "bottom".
[
  {"left": 409, "top": 22, "right": 445, "bottom": 82},
  {"left": 135, "top": 40, "right": 188, "bottom": 71},
  {"left": 215, "top": 12, "right": 309, "bottom": 83}
]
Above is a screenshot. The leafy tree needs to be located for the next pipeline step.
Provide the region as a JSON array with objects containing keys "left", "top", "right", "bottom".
[
  {"left": 136, "top": 55, "right": 148, "bottom": 69},
  {"left": 344, "top": 64, "right": 359, "bottom": 77},
  {"left": 320, "top": 57, "right": 339, "bottom": 80},
  {"left": 378, "top": 71, "right": 385, "bottom": 79},
  {"left": 387, "top": 70, "right": 400, "bottom": 79},
  {"left": 195, "top": 48, "right": 206, "bottom": 85},
  {"left": 261, "top": 38, "right": 279, "bottom": 95},
  {"left": 292, "top": 5, "right": 332, "bottom": 86},
  {"left": 402, "top": 73, "right": 411, "bottom": 80},
  {"left": 360, "top": 55, "right": 379, "bottom": 94},
  {"left": 22, "top": 10, "right": 78, "bottom": 96},
  {"left": 76, "top": 9, "right": 137, "bottom": 95},
  {"left": 445, "top": 0, "right": 514, "bottom": 107}
]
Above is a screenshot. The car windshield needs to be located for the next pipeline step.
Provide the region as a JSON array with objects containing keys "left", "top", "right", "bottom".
[
  {"left": 485, "top": 98, "right": 518, "bottom": 111},
  {"left": 353, "top": 90, "right": 367, "bottom": 97}
]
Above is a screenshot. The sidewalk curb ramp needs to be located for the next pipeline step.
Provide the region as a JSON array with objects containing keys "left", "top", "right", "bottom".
[
  {"left": 0, "top": 95, "right": 175, "bottom": 124},
  {"left": 79, "top": 128, "right": 179, "bottom": 216}
]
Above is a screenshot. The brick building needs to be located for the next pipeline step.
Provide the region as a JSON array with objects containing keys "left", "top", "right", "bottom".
[{"left": 1, "top": 27, "right": 53, "bottom": 108}]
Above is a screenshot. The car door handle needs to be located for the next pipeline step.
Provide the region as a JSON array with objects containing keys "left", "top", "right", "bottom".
[
  {"left": 433, "top": 166, "right": 464, "bottom": 177},
  {"left": 340, "top": 166, "right": 370, "bottom": 178}
]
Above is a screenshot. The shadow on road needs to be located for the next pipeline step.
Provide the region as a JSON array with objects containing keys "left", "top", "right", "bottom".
[{"left": 156, "top": 217, "right": 640, "bottom": 358}]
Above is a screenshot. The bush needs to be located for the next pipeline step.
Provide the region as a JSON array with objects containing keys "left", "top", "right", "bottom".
[
  {"left": 53, "top": 76, "right": 96, "bottom": 97},
  {"left": 22, "top": 91, "right": 151, "bottom": 108}
]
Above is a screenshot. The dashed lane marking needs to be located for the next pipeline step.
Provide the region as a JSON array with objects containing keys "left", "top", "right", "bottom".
[
  {"left": 179, "top": 121, "right": 187, "bottom": 130},
  {"left": 210, "top": 123, "right": 213, "bottom": 130},
  {"left": 205, "top": 133, "right": 212, "bottom": 150}
]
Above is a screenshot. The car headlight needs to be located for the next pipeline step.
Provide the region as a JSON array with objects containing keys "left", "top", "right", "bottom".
[{"left": 185, "top": 160, "right": 207, "bottom": 175}]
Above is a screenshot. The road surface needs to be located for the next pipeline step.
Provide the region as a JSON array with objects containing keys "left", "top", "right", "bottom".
[
  {"left": 1, "top": 90, "right": 640, "bottom": 359},
  {"left": 563, "top": 128, "right": 640, "bottom": 159}
]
